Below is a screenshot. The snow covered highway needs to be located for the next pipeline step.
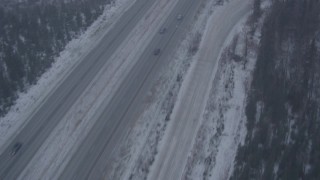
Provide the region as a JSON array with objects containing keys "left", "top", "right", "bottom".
[
  {"left": 0, "top": 0, "right": 159, "bottom": 178},
  {"left": 0, "top": 0, "right": 203, "bottom": 179},
  {"left": 0, "top": 0, "right": 252, "bottom": 179},
  {"left": 59, "top": 0, "right": 203, "bottom": 179},
  {"left": 3, "top": 0, "right": 318, "bottom": 179}
]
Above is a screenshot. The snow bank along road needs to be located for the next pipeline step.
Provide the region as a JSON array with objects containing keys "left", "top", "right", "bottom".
[
  {"left": 59, "top": 0, "right": 204, "bottom": 179},
  {"left": 149, "top": 0, "right": 251, "bottom": 179},
  {"left": 0, "top": 0, "right": 204, "bottom": 179},
  {"left": 0, "top": 0, "right": 158, "bottom": 179}
]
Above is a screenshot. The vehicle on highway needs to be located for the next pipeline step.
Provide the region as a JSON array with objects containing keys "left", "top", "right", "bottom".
[
  {"left": 177, "top": 14, "right": 183, "bottom": 21},
  {"left": 159, "top": 27, "right": 167, "bottom": 34},
  {"left": 10, "top": 142, "right": 22, "bottom": 156},
  {"left": 153, "top": 48, "right": 161, "bottom": 56}
]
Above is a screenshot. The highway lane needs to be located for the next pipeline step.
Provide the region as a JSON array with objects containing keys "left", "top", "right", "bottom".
[
  {"left": 86, "top": 0, "right": 205, "bottom": 178},
  {"left": 0, "top": 0, "right": 158, "bottom": 179},
  {"left": 149, "top": 0, "right": 251, "bottom": 179},
  {"left": 59, "top": 0, "right": 204, "bottom": 179}
]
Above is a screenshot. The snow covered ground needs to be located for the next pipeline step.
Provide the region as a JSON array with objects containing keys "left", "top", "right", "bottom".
[
  {"left": 183, "top": 4, "right": 268, "bottom": 180},
  {"left": 0, "top": 0, "right": 136, "bottom": 153},
  {"left": 148, "top": 0, "right": 251, "bottom": 179},
  {"left": 183, "top": 19, "right": 255, "bottom": 180}
]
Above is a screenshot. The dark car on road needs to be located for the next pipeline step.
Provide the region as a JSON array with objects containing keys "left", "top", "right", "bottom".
[
  {"left": 10, "top": 142, "right": 22, "bottom": 156},
  {"left": 159, "top": 27, "right": 167, "bottom": 34},
  {"left": 153, "top": 48, "right": 161, "bottom": 56}
]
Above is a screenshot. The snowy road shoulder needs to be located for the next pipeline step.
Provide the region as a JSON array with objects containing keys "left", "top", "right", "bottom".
[
  {"left": 148, "top": 0, "right": 251, "bottom": 179},
  {"left": 184, "top": 5, "right": 267, "bottom": 180}
]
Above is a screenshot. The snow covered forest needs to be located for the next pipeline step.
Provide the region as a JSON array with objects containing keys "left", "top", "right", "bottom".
[
  {"left": 0, "top": 0, "right": 109, "bottom": 116},
  {"left": 232, "top": 0, "right": 320, "bottom": 179}
]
